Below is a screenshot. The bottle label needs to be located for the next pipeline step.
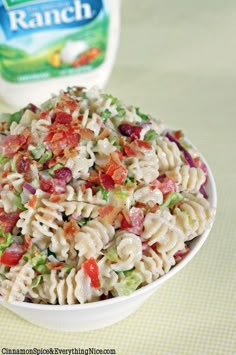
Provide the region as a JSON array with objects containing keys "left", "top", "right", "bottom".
[{"left": 0, "top": 0, "right": 109, "bottom": 83}]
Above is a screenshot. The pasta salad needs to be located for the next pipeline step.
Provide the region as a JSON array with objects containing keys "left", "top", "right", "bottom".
[{"left": 0, "top": 87, "right": 212, "bottom": 304}]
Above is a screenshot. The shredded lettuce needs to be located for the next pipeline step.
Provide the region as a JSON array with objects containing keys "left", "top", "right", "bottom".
[
  {"left": 31, "top": 275, "right": 43, "bottom": 288},
  {"left": 144, "top": 129, "right": 157, "bottom": 141},
  {"left": 135, "top": 107, "right": 149, "bottom": 121},
  {"left": 14, "top": 192, "right": 26, "bottom": 211},
  {"left": 116, "top": 106, "right": 126, "bottom": 118},
  {"left": 105, "top": 245, "right": 119, "bottom": 262},
  {"left": 0, "top": 155, "right": 9, "bottom": 165},
  {"left": 30, "top": 144, "right": 45, "bottom": 160},
  {"left": 77, "top": 217, "right": 92, "bottom": 227},
  {"left": 114, "top": 270, "right": 142, "bottom": 296},
  {"left": 103, "top": 94, "right": 119, "bottom": 105},
  {"left": 9, "top": 109, "right": 24, "bottom": 124},
  {"left": 125, "top": 176, "right": 135, "bottom": 185},
  {"left": 101, "top": 109, "right": 112, "bottom": 121},
  {"left": 161, "top": 192, "right": 183, "bottom": 209},
  {"left": 0, "top": 228, "right": 13, "bottom": 255},
  {"left": 23, "top": 247, "right": 49, "bottom": 274},
  {"left": 39, "top": 151, "right": 53, "bottom": 164},
  {"left": 98, "top": 187, "right": 109, "bottom": 201}
]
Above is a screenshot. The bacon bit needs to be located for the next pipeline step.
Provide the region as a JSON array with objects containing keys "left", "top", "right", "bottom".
[
  {"left": 98, "top": 205, "right": 121, "bottom": 224},
  {"left": 56, "top": 94, "right": 78, "bottom": 112},
  {"left": 23, "top": 235, "right": 32, "bottom": 250},
  {"left": 118, "top": 123, "right": 143, "bottom": 140},
  {"left": 54, "top": 111, "right": 72, "bottom": 124},
  {"left": 1, "top": 135, "right": 27, "bottom": 157},
  {"left": 15, "top": 154, "right": 30, "bottom": 174},
  {"left": 123, "top": 144, "right": 136, "bottom": 157},
  {"left": 2, "top": 170, "right": 9, "bottom": 179},
  {"left": 87, "top": 171, "right": 100, "bottom": 184},
  {"left": 136, "top": 140, "right": 151, "bottom": 150},
  {"left": 39, "top": 109, "right": 51, "bottom": 119},
  {"left": 28, "top": 195, "right": 38, "bottom": 208},
  {"left": 64, "top": 219, "right": 79, "bottom": 239},
  {"left": 44, "top": 127, "right": 80, "bottom": 156},
  {"left": 99, "top": 172, "right": 115, "bottom": 190},
  {"left": 50, "top": 194, "right": 61, "bottom": 203},
  {"left": 8, "top": 184, "right": 14, "bottom": 191},
  {"left": 97, "top": 128, "right": 111, "bottom": 140},
  {"left": 80, "top": 182, "right": 94, "bottom": 193},
  {"left": 0, "top": 210, "right": 21, "bottom": 233},
  {"left": 77, "top": 127, "right": 95, "bottom": 140},
  {"left": 47, "top": 262, "right": 65, "bottom": 270},
  {"left": 82, "top": 257, "right": 100, "bottom": 289},
  {"left": 105, "top": 152, "right": 127, "bottom": 185}
]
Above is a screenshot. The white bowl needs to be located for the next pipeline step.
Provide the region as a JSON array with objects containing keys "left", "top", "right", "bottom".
[{"left": 0, "top": 153, "right": 217, "bottom": 332}]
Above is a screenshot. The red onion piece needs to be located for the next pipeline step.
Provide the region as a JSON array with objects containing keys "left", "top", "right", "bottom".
[
  {"left": 23, "top": 182, "right": 36, "bottom": 195},
  {"left": 165, "top": 132, "right": 195, "bottom": 168}
]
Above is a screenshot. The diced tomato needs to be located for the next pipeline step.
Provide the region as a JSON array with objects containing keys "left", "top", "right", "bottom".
[
  {"left": 1, "top": 135, "right": 27, "bottom": 157},
  {"left": 155, "top": 177, "right": 177, "bottom": 197},
  {"left": 120, "top": 214, "right": 132, "bottom": 229},
  {"left": 50, "top": 194, "right": 61, "bottom": 203},
  {"left": 98, "top": 205, "right": 121, "bottom": 224},
  {"left": 127, "top": 207, "right": 144, "bottom": 235},
  {"left": 40, "top": 178, "right": 66, "bottom": 194},
  {"left": 99, "top": 172, "right": 115, "bottom": 190},
  {"left": 87, "top": 171, "right": 100, "bottom": 184},
  {"left": 54, "top": 111, "right": 72, "bottom": 124},
  {"left": 39, "top": 109, "right": 51, "bottom": 119},
  {"left": 54, "top": 167, "right": 72, "bottom": 183},
  {"left": 123, "top": 144, "right": 136, "bottom": 157},
  {"left": 63, "top": 220, "right": 79, "bottom": 239},
  {"left": 118, "top": 123, "right": 143, "bottom": 140},
  {"left": 82, "top": 258, "right": 100, "bottom": 288},
  {"left": 0, "top": 210, "right": 21, "bottom": 233},
  {"left": 0, "top": 243, "right": 25, "bottom": 266}
]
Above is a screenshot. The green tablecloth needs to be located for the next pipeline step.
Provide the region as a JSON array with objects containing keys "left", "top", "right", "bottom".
[{"left": 0, "top": 0, "right": 235, "bottom": 353}]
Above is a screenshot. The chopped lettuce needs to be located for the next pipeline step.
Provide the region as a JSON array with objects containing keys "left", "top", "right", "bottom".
[
  {"left": 161, "top": 192, "right": 183, "bottom": 209},
  {"left": 31, "top": 275, "right": 43, "bottom": 288},
  {"left": 135, "top": 107, "right": 149, "bottom": 121},
  {"left": 30, "top": 144, "right": 45, "bottom": 160},
  {"left": 39, "top": 151, "right": 53, "bottom": 164},
  {"left": 101, "top": 109, "right": 112, "bottom": 121},
  {"left": 0, "top": 155, "right": 9, "bottom": 165},
  {"left": 105, "top": 245, "right": 119, "bottom": 262},
  {"left": 62, "top": 263, "right": 76, "bottom": 274},
  {"left": 0, "top": 228, "right": 13, "bottom": 255},
  {"left": 114, "top": 189, "right": 129, "bottom": 199},
  {"left": 116, "top": 106, "right": 126, "bottom": 118},
  {"left": 103, "top": 94, "right": 119, "bottom": 105},
  {"left": 125, "top": 176, "right": 135, "bottom": 185},
  {"left": 14, "top": 192, "right": 26, "bottom": 211},
  {"left": 23, "top": 247, "right": 49, "bottom": 274},
  {"left": 114, "top": 270, "right": 142, "bottom": 296},
  {"left": 98, "top": 187, "right": 109, "bottom": 201},
  {"left": 9, "top": 109, "right": 24, "bottom": 124},
  {"left": 77, "top": 217, "right": 92, "bottom": 227},
  {"left": 144, "top": 129, "right": 157, "bottom": 141}
]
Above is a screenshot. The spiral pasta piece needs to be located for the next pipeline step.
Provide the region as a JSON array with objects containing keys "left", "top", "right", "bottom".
[
  {"left": 166, "top": 165, "right": 205, "bottom": 193},
  {"left": 155, "top": 137, "right": 182, "bottom": 172},
  {"left": 74, "top": 220, "right": 115, "bottom": 258}
]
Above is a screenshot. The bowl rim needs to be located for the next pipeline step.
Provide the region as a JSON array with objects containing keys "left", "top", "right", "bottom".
[{"left": 0, "top": 146, "right": 217, "bottom": 311}]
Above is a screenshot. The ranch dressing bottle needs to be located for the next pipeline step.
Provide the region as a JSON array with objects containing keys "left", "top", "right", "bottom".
[{"left": 0, "top": 0, "right": 121, "bottom": 108}]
